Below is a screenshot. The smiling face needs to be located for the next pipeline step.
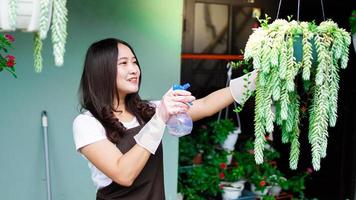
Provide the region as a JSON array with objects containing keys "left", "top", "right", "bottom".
[{"left": 116, "top": 43, "right": 141, "bottom": 98}]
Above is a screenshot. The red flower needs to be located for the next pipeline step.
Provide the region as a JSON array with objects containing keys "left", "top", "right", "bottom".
[
  {"left": 6, "top": 60, "right": 15, "bottom": 67},
  {"left": 219, "top": 172, "right": 225, "bottom": 180},
  {"left": 6, "top": 55, "right": 15, "bottom": 61},
  {"left": 5, "top": 34, "right": 15, "bottom": 42},
  {"left": 220, "top": 163, "right": 227, "bottom": 169},
  {"left": 259, "top": 180, "right": 266, "bottom": 187}
]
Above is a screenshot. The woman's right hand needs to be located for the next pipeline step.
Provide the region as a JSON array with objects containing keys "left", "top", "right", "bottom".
[{"left": 156, "top": 88, "right": 196, "bottom": 122}]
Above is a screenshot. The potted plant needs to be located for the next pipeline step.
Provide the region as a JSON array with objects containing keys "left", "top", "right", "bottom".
[
  {"left": 240, "top": 15, "right": 351, "bottom": 171},
  {"left": 234, "top": 138, "right": 312, "bottom": 199},
  {"left": 220, "top": 180, "right": 245, "bottom": 200},
  {"left": 178, "top": 119, "right": 240, "bottom": 199},
  {"left": 234, "top": 138, "right": 280, "bottom": 196},
  {"left": 0, "top": 0, "right": 68, "bottom": 72},
  {"left": 219, "top": 158, "right": 246, "bottom": 200},
  {"left": 0, "top": 33, "right": 16, "bottom": 77}
]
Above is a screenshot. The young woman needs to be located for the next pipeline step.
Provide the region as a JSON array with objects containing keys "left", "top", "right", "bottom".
[{"left": 73, "top": 38, "right": 257, "bottom": 199}]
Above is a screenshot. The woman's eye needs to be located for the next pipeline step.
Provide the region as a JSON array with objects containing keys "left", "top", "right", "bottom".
[{"left": 119, "top": 62, "right": 127, "bottom": 65}]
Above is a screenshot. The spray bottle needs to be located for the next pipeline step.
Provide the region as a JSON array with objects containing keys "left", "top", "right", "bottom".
[{"left": 166, "top": 83, "right": 193, "bottom": 137}]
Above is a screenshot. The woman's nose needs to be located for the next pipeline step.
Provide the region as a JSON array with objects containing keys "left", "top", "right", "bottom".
[{"left": 129, "top": 64, "right": 139, "bottom": 74}]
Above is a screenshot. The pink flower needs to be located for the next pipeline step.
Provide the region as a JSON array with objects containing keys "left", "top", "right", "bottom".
[
  {"left": 306, "top": 167, "right": 313, "bottom": 174},
  {"left": 5, "top": 34, "right": 15, "bottom": 42}
]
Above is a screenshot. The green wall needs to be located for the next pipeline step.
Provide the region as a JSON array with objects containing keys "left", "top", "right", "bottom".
[{"left": 0, "top": 1, "right": 183, "bottom": 199}]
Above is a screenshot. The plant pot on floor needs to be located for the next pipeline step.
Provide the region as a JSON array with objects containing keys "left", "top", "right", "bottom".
[
  {"left": 251, "top": 184, "right": 271, "bottom": 196},
  {"left": 268, "top": 185, "right": 282, "bottom": 196},
  {"left": 221, "top": 180, "right": 245, "bottom": 200}
]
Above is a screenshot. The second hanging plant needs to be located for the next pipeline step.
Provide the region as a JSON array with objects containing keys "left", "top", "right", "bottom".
[{"left": 241, "top": 16, "right": 351, "bottom": 171}]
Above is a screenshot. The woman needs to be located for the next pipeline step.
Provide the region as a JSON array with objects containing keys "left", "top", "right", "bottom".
[{"left": 73, "top": 38, "right": 257, "bottom": 199}]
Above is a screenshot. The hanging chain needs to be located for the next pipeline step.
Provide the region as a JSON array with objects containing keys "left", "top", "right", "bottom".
[
  {"left": 276, "top": 0, "right": 326, "bottom": 21},
  {"left": 320, "top": 0, "right": 326, "bottom": 21},
  {"left": 276, "top": 0, "right": 283, "bottom": 19},
  {"left": 297, "top": 0, "right": 300, "bottom": 21}
]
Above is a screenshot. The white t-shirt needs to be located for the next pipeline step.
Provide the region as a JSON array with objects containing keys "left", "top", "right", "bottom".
[{"left": 73, "top": 111, "right": 140, "bottom": 190}]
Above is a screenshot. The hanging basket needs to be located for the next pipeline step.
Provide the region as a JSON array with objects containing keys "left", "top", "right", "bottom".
[
  {"left": 0, "top": 0, "right": 52, "bottom": 32},
  {"left": 0, "top": 0, "right": 67, "bottom": 73},
  {"left": 244, "top": 18, "right": 351, "bottom": 171}
]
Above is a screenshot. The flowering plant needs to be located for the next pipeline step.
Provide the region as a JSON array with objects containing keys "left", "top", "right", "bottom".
[
  {"left": 0, "top": 34, "right": 16, "bottom": 78},
  {"left": 234, "top": 138, "right": 312, "bottom": 198},
  {"left": 234, "top": 138, "right": 282, "bottom": 193},
  {"left": 178, "top": 120, "right": 239, "bottom": 199}
]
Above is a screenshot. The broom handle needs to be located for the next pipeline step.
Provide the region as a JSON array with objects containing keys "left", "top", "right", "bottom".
[{"left": 42, "top": 111, "right": 52, "bottom": 200}]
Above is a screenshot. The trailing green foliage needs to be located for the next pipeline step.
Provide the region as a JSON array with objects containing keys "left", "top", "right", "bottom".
[
  {"left": 34, "top": 33, "right": 43, "bottom": 73},
  {"left": 51, "top": 0, "right": 68, "bottom": 66},
  {"left": 6, "top": 0, "right": 68, "bottom": 72},
  {"left": 244, "top": 17, "right": 351, "bottom": 170}
]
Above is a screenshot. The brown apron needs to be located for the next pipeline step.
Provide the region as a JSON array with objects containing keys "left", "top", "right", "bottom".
[{"left": 96, "top": 118, "right": 165, "bottom": 200}]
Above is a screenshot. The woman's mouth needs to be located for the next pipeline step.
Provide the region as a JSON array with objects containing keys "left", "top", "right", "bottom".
[{"left": 127, "top": 77, "right": 138, "bottom": 83}]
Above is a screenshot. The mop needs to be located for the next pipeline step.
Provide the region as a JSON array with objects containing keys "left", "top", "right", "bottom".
[{"left": 42, "top": 111, "right": 52, "bottom": 200}]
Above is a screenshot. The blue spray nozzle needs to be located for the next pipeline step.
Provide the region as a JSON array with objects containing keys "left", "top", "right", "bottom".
[
  {"left": 173, "top": 83, "right": 190, "bottom": 91},
  {"left": 172, "top": 83, "right": 193, "bottom": 106}
]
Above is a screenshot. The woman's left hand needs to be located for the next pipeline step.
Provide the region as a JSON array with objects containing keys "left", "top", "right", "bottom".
[{"left": 156, "top": 88, "right": 196, "bottom": 122}]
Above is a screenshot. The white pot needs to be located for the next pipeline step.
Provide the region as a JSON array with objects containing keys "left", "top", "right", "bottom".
[
  {"left": 268, "top": 185, "right": 282, "bottom": 196},
  {"left": 0, "top": 0, "right": 52, "bottom": 32},
  {"left": 226, "top": 153, "right": 233, "bottom": 165},
  {"left": 221, "top": 128, "right": 241, "bottom": 151},
  {"left": 222, "top": 186, "right": 243, "bottom": 200},
  {"left": 221, "top": 180, "right": 245, "bottom": 200},
  {"left": 251, "top": 184, "right": 271, "bottom": 196}
]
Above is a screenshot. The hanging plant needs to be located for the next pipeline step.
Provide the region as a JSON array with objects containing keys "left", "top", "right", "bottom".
[
  {"left": 0, "top": 0, "right": 68, "bottom": 73},
  {"left": 243, "top": 16, "right": 351, "bottom": 171}
]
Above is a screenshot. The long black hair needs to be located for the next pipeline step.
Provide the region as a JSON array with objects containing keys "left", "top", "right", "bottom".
[{"left": 79, "top": 38, "right": 155, "bottom": 143}]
